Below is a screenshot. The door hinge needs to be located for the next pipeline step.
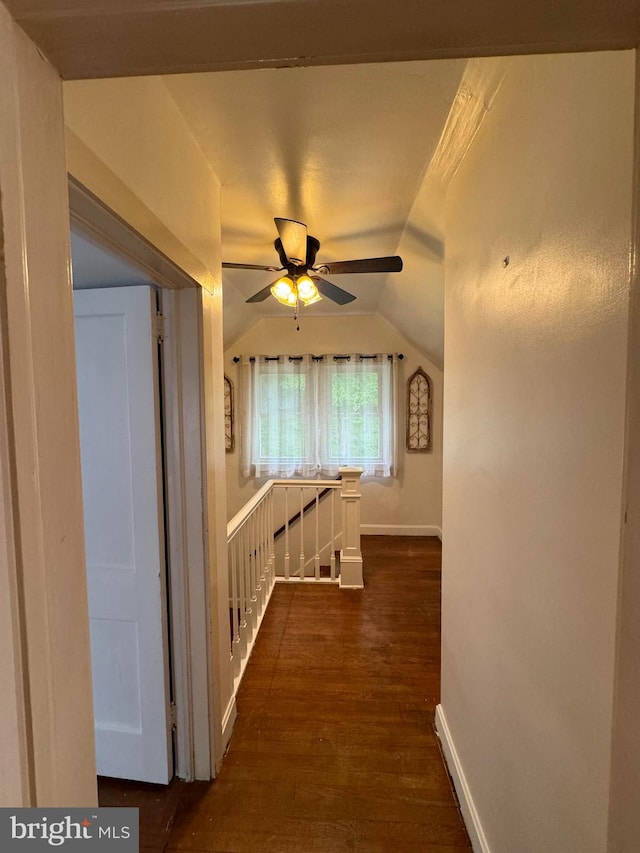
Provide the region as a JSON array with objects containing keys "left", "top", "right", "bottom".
[
  {"left": 153, "top": 312, "right": 165, "bottom": 342},
  {"left": 170, "top": 702, "right": 178, "bottom": 730}
]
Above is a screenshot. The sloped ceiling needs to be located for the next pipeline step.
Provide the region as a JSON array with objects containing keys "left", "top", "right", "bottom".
[
  {"left": 163, "top": 59, "right": 467, "bottom": 361},
  {"left": 63, "top": 57, "right": 507, "bottom": 365},
  {"left": 379, "top": 57, "right": 510, "bottom": 365},
  {"left": 8, "top": 0, "right": 640, "bottom": 363}
]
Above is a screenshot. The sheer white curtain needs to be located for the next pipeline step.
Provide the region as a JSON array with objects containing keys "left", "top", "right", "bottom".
[
  {"left": 239, "top": 355, "right": 318, "bottom": 478},
  {"left": 317, "top": 355, "right": 396, "bottom": 477},
  {"left": 240, "top": 353, "right": 396, "bottom": 478}
]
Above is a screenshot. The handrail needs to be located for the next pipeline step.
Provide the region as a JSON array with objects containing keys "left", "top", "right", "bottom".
[
  {"left": 273, "top": 479, "right": 340, "bottom": 541},
  {"left": 227, "top": 478, "right": 341, "bottom": 542},
  {"left": 227, "top": 480, "right": 273, "bottom": 540},
  {"left": 270, "top": 479, "right": 341, "bottom": 488}
]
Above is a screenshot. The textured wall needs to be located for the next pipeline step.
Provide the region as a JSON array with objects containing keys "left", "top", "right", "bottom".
[
  {"left": 0, "top": 1, "right": 97, "bottom": 805},
  {"left": 64, "top": 73, "right": 233, "bottom": 774},
  {"left": 608, "top": 52, "right": 640, "bottom": 853},
  {"left": 441, "top": 51, "right": 634, "bottom": 852},
  {"left": 64, "top": 76, "right": 220, "bottom": 292}
]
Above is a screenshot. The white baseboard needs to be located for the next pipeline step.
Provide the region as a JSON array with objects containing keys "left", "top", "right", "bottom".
[
  {"left": 361, "top": 524, "right": 442, "bottom": 538},
  {"left": 221, "top": 696, "right": 237, "bottom": 758},
  {"left": 435, "top": 705, "right": 490, "bottom": 853}
]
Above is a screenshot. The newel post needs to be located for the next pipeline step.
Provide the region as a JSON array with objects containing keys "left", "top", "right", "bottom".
[{"left": 338, "top": 467, "right": 364, "bottom": 589}]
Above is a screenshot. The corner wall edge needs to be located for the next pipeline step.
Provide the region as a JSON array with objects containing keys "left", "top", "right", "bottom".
[{"left": 435, "top": 704, "right": 491, "bottom": 853}]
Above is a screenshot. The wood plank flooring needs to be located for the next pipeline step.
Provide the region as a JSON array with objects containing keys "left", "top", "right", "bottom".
[{"left": 99, "top": 535, "right": 471, "bottom": 852}]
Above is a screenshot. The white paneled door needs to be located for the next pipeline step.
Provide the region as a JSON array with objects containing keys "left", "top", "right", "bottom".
[{"left": 74, "top": 286, "right": 172, "bottom": 784}]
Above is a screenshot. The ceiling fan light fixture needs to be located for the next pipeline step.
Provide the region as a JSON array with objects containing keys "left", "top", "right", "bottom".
[
  {"left": 231, "top": 218, "right": 402, "bottom": 307},
  {"left": 301, "top": 291, "right": 322, "bottom": 306},
  {"left": 271, "top": 275, "right": 295, "bottom": 305},
  {"left": 296, "top": 274, "right": 322, "bottom": 305}
]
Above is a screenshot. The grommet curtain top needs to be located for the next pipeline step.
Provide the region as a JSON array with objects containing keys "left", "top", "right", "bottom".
[{"left": 233, "top": 353, "right": 404, "bottom": 363}]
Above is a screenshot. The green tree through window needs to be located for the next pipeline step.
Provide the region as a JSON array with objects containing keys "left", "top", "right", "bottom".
[
  {"left": 259, "top": 373, "right": 308, "bottom": 459},
  {"left": 330, "top": 373, "right": 381, "bottom": 460}
]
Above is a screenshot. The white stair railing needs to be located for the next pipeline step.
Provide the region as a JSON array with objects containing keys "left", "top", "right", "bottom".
[
  {"left": 227, "top": 467, "right": 363, "bottom": 688},
  {"left": 335, "top": 466, "right": 365, "bottom": 589},
  {"left": 274, "top": 479, "right": 341, "bottom": 582},
  {"left": 227, "top": 482, "right": 276, "bottom": 685}
]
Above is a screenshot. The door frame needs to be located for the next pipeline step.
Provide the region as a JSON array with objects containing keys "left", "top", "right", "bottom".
[
  {"left": 161, "top": 287, "right": 212, "bottom": 781},
  {"left": 69, "top": 178, "right": 212, "bottom": 781},
  {"left": 0, "top": 177, "right": 32, "bottom": 804}
]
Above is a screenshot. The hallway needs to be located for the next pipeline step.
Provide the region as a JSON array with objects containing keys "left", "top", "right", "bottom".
[{"left": 100, "top": 536, "right": 471, "bottom": 851}]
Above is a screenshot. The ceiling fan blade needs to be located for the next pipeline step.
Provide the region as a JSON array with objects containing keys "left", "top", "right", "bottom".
[
  {"left": 223, "top": 262, "right": 281, "bottom": 271},
  {"left": 245, "top": 280, "right": 280, "bottom": 303},
  {"left": 312, "top": 276, "right": 356, "bottom": 305},
  {"left": 274, "top": 218, "right": 307, "bottom": 265},
  {"left": 315, "top": 255, "right": 403, "bottom": 275}
]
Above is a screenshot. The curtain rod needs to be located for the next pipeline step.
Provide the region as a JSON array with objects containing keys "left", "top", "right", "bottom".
[{"left": 232, "top": 353, "right": 404, "bottom": 363}]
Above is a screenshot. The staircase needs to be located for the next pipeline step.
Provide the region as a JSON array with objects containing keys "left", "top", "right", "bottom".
[{"left": 226, "top": 467, "right": 363, "bottom": 690}]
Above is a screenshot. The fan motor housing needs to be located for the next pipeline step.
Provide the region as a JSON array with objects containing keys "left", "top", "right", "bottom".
[{"left": 274, "top": 235, "right": 320, "bottom": 270}]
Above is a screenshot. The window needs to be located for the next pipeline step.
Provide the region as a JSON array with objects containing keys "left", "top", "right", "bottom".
[
  {"left": 239, "top": 354, "right": 396, "bottom": 478},
  {"left": 255, "top": 360, "right": 312, "bottom": 470}
]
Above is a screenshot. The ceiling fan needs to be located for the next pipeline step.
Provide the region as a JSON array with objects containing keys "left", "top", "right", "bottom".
[{"left": 222, "top": 218, "right": 403, "bottom": 308}]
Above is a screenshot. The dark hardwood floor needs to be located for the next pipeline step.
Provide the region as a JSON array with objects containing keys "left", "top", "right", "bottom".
[{"left": 99, "top": 535, "right": 471, "bottom": 852}]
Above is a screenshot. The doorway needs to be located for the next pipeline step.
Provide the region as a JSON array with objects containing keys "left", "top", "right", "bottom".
[
  {"left": 69, "top": 183, "right": 213, "bottom": 784},
  {"left": 73, "top": 282, "right": 173, "bottom": 785}
]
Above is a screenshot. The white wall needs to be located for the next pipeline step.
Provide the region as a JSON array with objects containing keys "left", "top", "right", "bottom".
[
  {"left": 64, "top": 77, "right": 219, "bottom": 290},
  {"left": 0, "top": 1, "right": 97, "bottom": 806},
  {"left": 0, "top": 178, "right": 28, "bottom": 806},
  {"left": 608, "top": 53, "right": 640, "bottom": 853},
  {"left": 440, "top": 51, "right": 634, "bottom": 853},
  {"left": 225, "top": 314, "right": 443, "bottom": 534},
  {"left": 64, "top": 77, "right": 234, "bottom": 770}
]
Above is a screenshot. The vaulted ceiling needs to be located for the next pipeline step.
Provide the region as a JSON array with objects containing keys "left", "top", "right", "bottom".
[
  {"left": 162, "top": 60, "right": 465, "bottom": 362},
  {"left": 11, "top": 0, "right": 639, "bottom": 368},
  {"left": 65, "top": 55, "right": 507, "bottom": 366}
]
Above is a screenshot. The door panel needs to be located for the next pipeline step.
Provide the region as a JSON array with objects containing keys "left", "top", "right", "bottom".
[{"left": 74, "top": 285, "right": 172, "bottom": 784}]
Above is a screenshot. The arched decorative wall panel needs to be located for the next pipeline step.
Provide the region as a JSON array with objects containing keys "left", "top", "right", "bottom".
[
  {"left": 406, "top": 367, "right": 432, "bottom": 452},
  {"left": 224, "top": 375, "right": 234, "bottom": 453}
]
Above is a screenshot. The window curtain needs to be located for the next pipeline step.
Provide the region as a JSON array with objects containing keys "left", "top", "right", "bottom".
[
  {"left": 317, "top": 356, "right": 396, "bottom": 477},
  {"left": 239, "top": 355, "right": 318, "bottom": 478},
  {"left": 240, "top": 354, "right": 396, "bottom": 478}
]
